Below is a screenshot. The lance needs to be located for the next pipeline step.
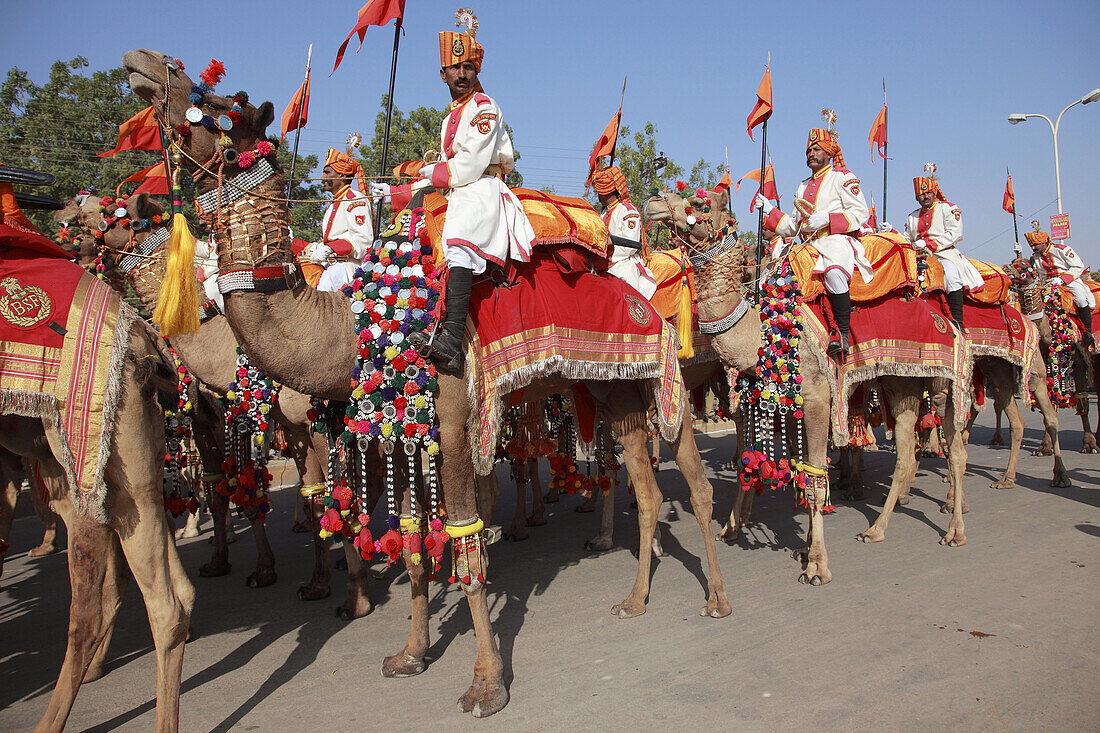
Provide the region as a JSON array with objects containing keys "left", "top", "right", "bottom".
[
  {"left": 1008, "top": 165, "right": 1021, "bottom": 256},
  {"left": 609, "top": 75, "right": 627, "bottom": 167},
  {"left": 373, "top": 17, "right": 403, "bottom": 234},
  {"left": 287, "top": 44, "right": 312, "bottom": 208},
  {"left": 754, "top": 53, "right": 770, "bottom": 275},
  {"left": 881, "top": 78, "right": 889, "bottom": 226}
]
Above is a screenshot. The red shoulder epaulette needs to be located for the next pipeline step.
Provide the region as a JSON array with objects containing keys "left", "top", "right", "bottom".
[{"left": 474, "top": 92, "right": 492, "bottom": 107}]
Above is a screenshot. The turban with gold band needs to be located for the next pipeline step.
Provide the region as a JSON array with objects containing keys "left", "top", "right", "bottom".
[
  {"left": 324, "top": 147, "right": 368, "bottom": 198},
  {"left": 1024, "top": 230, "right": 1051, "bottom": 247},
  {"left": 912, "top": 176, "right": 947, "bottom": 202},
  {"left": 591, "top": 166, "right": 630, "bottom": 201},
  {"left": 806, "top": 128, "right": 846, "bottom": 170},
  {"left": 439, "top": 31, "right": 484, "bottom": 72}
]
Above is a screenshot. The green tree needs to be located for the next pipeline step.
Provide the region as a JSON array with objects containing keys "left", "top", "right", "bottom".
[{"left": 280, "top": 148, "right": 323, "bottom": 242}]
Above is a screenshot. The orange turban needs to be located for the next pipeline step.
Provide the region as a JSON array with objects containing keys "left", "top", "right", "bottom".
[
  {"left": 913, "top": 177, "right": 947, "bottom": 202},
  {"left": 591, "top": 166, "right": 629, "bottom": 201},
  {"left": 806, "top": 128, "right": 846, "bottom": 170},
  {"left": 0, "top": 181, "right": 39, "bottom": 231},
  {"left": 439, "top": 32, "right": 484, "bottom": 72},
  {"left": 1024, "top": 230, "right": 1051, "bottom": 248},
  {"left": 324, "top": 147, "right": 368, "bottom": 197}
]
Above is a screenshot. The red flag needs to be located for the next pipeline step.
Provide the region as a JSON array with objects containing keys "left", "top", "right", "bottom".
[
  {"left": 99, "top": 107, "right": 163, "bottom": 157},
  {"left": 713, "top": 169, "right": 733, "bottom": 194},
  {"left": 868, "top": 105, "right": 887, "bottom": 160},
  {"left": 586, "top": 110, "right": 621, "bottom": 185},
  {"left": 1002, "top": 173, "right": 1015, "bottom": 214},
  {"left": 736, "top": 165, "right": 779, "bottom": 212},
  {"left": 332, "top": 0, "right": 406, "bottom": 74},
  {"left": 746, "top": 66, "right": 772, "bottom": 140},
  {"left": 867, "top": 203, "right": 878, "bottom": 232},
  {"left": 280, "top": 72, "right": 311, "bottom": 141},
  {"left": 116, "top": 162, "right": 169, "bottom": 197}
]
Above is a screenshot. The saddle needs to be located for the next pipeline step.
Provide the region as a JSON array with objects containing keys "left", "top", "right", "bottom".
[
  {"left": 788, "top": 232, "right": 918, "bottom": 303},
  {"left": 923, "top": 257, "right": 1012, "bottom": 305}
]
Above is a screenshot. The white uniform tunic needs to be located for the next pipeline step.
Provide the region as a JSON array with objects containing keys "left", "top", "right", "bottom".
[
  {"left": 765, "top": 164, "right": 873, "bottom": 285},
  {"left": 194, "top": 236, "right": 223, "bottom": 311},
  {"left": 422, "top": 89, "right": 536, "bottom": 273},
  {"left": 315, "top": 185, "right": 374, "bottom": 292},
  {"left": 1040, "top": 242, "right": 1096, "bottom": 308},
  {"left": 904, "top": 201, "right": 984, "bottom": 292},
  {"left": 603, "top": 199, "right": 656, "bottom": 299}
]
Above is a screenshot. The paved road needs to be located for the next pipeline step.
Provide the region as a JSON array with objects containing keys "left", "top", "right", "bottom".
[{"left": 1, "top": 404, "right": 1097, "bottom": 731}]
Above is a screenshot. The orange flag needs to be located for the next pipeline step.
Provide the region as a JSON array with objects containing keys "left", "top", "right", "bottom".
[
  {"left": 736, "top": 165, "right": 779, "bottom": 212},
  {"left": 868, "top": 105, "right": 887, "bottom": 160},
  {"left": 332, "top": 0, "right": 406, "bottom": 74},
  {"left": 99, "top": 107, "right": 163, "bottom": 157},
  {"left": 587, "top": 110, "right": 621, "bottom": 185},
  {"left": 713, "top": 169, "right": 733, "bottom": 194},
  {"left": 746, "top": 66, "right": 772, "bottom": 140},
  {"left": 1002, "top": 172, "right": 1015, "bottom": 214},
  {"left": 280, "top": 72, "right": 311, "bottom": 141},
  {"left": 116, "top": 162, "right": 169, "bottom": 197},
  {"left": 392, "top": 159, "right": 425, "bottom": 183}
]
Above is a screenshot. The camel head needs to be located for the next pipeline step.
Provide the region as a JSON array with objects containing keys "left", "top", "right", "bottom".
[
  {"left": 123, "top": 49, "right": 276, "bottom": 191},
  {"left": 642, "top": 186, "right": 735, "bottom": 249},
  {"left": 53, "top": 193, "right": 103, "bottom": 265},
  {"left": 1004, "top": 255, "right": 1042, "bottom": 289}
]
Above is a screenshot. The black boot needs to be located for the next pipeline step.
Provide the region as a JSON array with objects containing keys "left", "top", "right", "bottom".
[
  {"left": 1077, "top": 305, "right": 1095, "bottom": 350},
  {"left": 947, "top": 289, "right": 965, "bottom": 333},
  {"left": 411, "top": 266, "right": 473, "bottom": 375},
  {"left": 827, "top": 291, "right": 852, "bottom": 361}
]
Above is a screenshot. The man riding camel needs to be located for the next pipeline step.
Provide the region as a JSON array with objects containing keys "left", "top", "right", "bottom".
[
  {"left": 592, "top": 165, "right": 656, "bottom": 299},
  {"left": 1026, "top": 225, "right": 1095, "bottom": 350},
  {"left": 754, "top": 124, "right": 872, "bottom": 359},
  {"left": 301, "top": 144, "right": 374, "bottom": 293},
  {"left": 372, "top": 13, "right": 536, "bottom": 375},
  {"left": 897, "top": 167, "right": 983, "bottom": 331}
]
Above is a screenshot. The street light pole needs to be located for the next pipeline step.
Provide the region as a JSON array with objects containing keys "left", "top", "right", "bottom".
[{"left": 1008, "top": 87, "right": 1100, "bottom": 215}]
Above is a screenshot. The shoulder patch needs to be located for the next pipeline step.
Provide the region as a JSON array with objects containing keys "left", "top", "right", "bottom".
[
  {"left": 470, "top": 110, "right": 497, "bottom": 134},
  {"left": 347, "top": 201, "right": 367, "bottom": 210},
  {"left": 842, "top": 178, "right": 861, "bottom": 196}
]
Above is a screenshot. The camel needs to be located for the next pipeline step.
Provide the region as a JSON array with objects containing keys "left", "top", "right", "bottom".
[
  {"left": 0, "top": 448, "right": 61, "bottom": 566},
  {"left": 643, "top": 189, "right": 969, "bottom": 551},
  {"left": 54, "top": 192, "right": 374, "bottom": 609},
  {"left": 126, "top": 47, "right": 731, "bottom": 717}
]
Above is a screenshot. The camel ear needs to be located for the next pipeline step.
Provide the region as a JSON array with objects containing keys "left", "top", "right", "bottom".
[
  {"left": 131, "top": 193, "right": 164, "bottom": 220},
  {"left": 252, "top": 101, "right": 275, "bottom": 133},
  {"left": 711, "top": 187, "right": 730, "bottom": 213}
]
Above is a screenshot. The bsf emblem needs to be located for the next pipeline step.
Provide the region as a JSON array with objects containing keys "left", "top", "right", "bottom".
[
  {"left": 1008, "top": 316, "right": 1023, "bottom": 335},
  {"left": 809, "top": 130, "right": 819, "bottom": 142},
  {"left": 355, "top": 215, "right": 366, "bottom": 226},
  {"left": 930, "top": 312, "right": 949, "bottom": 334},
  {"left": 0, "top": 276, "right": 52, "bottom": 329},
  {"left": 624, "top": 293, "right": 651, "bottom": 325},
  {"left": 953, "top": 209, "right": 961, "bottom": 221},
  {"left": 920, "top": 181, "right": 929, "bottom": 192},
  {"left": 470, "top": 111, "right": 496, "bottom": 134},
  {"left": 452, "top": 38, "right": 465, "bottom": 57},
  {"left": 843, "top": 178, "right": 861, "bottom": 196}
]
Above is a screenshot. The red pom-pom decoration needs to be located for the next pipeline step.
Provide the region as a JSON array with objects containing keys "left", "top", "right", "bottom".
[{"left": 200, "top": 59, "right": 226, "bottom": 87}]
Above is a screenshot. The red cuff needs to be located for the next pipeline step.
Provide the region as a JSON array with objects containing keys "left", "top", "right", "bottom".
[
  {"left": 431, "top": 164, "right": 451, "bottom": 190},
  {"left": 828, "top": 212, "right": 851, "bottom": 235},
  {"left": 391, "top": 184, "right": 413, "bottom": 211},
  {"left": 764, "top": 208, "right": 784, "bottom": 231},
  {"left": 326, "top": 238, "right": 352, "bottom": 256},
  {"left": 922, "top": 236, "right": 939, "bottom": 253}
]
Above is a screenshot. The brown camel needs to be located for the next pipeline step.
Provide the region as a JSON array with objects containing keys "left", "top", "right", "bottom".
[
  {"left": 1, "top": 308, "right": 193, "bottom": 732},
  {"left": 644, "top": 189, "right": 970, "bottom": 551},
  {"left": 126, "top": 48, "right": 731, "bottom": 717},
  {"left": 0, "top": 448, "right": 61, "bottom": 564}
]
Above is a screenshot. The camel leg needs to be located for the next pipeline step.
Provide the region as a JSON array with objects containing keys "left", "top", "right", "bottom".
[
  {"left": 335, "top": 444, "right": 381, "bottom": 620},
  {"left": 85, "top": 532, "right": 128, "bottom": 682},
  {"left": 938, "top": 394, "right": 968, "bottom": 547},
  {"left": 989, "top": 387, "right": 1023, "bottom": 489},
  {"left": 669, "top": 420, "right": 731, "bottom": 617},
  {"left": 243, "top": 513, "right": 277, "bottom": 587},
  {"left": 1028, "top": 359, "right": 1070, "bottom": 486},
  {"left": 586, "top": 479, "right": 616, "bottom": 551},
  {"left": 27, "top": 467, "right": 60, "bottom": 556},
  {"left": 989, "top": 406, "right": 1005, "bottom": 446},
  {"left": 609, "top": 425, "right": 660, "bottom": 618},
  {"left": 504, "top": 462, "right": 530, "bottom": 541},
  {"left": 198, "top": 491, "right": 232, "bottom": 577},
  {"left": 194, "top": 418, "right": 231, "bottom": 577},
  {"left": 526, "top": 458, "right": 547, "bottom": 526},
  {"left": 0, "top": 449, "right": 21, "bottom": 577},
  {"left": 381, "top": 472, "right": 431, "bottom": 677},
  {"left": 858, "top": 380, "right": 919, "bottom": 543},
  {"left": 793, "top": 374, "right": 833, "bottom": 586},
  {"left": 717, "top": 419, "right": 752, "bottom": 541},
  {"left": 297, "top": 511, "right": 333, "bottom": 601}
]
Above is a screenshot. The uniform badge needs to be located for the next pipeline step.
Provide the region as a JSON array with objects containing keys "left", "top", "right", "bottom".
[
  {"left": 355, "top": 215, "right": 366, "bottom": 226},
  {"left": 930, "top": 312, "right": 949, "bottom": 334},
  {"left": 0, "top": 276, "right": 52, "bottom": 329},
  {"left": 809, "top": 130, "right": 819, "bottom": 142},
  {"left": 452, "top": 38, "right": 465, "bottom": 57},
  {"left": 470, "top": 111, "right": 497, "bottom": 134},
  {"left": 626, "top": 219, "right": 636, "bottom": 229},
  {"left": 843, "top": 178, "right": 861, "bottom": 196},
  {"left": 953, "top": 209, "right": 961, "bottom": 221},
  {"left": 623, "top": 293, "right": 651, "bottom": 326}
]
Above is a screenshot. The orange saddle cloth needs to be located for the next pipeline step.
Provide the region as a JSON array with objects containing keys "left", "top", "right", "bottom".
[
  {"left": 923, "top": 257, "right": 1012, "bottom": 305},
  {"left": 789, "top": 233, "right": 917, "bottom": 302},
  {"left": 647, "top": 247, "right": 697, "bottom": 321}
]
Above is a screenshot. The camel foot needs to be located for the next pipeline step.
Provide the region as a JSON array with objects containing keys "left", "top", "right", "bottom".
[
  {"left": 458, "top": 676, "right": 509, "bottom": 718},
  {"left": 798, "top": 568, "right": 833, "bottom": 586},
  {"left": 245, "top": 568, "right": 277, "bottom": 588},
  {"left": 585, "top": 535, "right": 613, "bottom": 552},
  {"left": 611, "top": 598, "right": 646, "bottom": 618},
  {"left": 198, "top": 559, "right": 231, "bottom": 577},
  {"left": 939, "top": 529, "right": 967, "bottom": 547},
  {"left": 897, "top": 493, "right": 911, "bottom": 506},
  {"left": 296, "top": 582, "right": 330, "bottom": 601},
  {"left": 701, "top": 594, "right": 732, "bottom": 618},
  {"left": 174, "top": 524, "right": 200, "bottom": 541},
  {"left": 1051, "top": 459, "right": 1072, "bottom": 488},
  {"left": 1032, "top": 446, "right": 1054, "bottom": 457},
  {"left": 381, "top": 650, "right": 426, "bottom": 678},
  {"left": 940, "top": 501, "right": 970, "bottom": 515},
  {"left": 989, "top": 432, "right": 1005, "bottom": 446},
  {"left": 335, "top": 592, "right": 373, "bottom": 620},
  {"left": 542, "top": 491, "right": 559, "bottom": 504},
  {"left": 503, "top": 526, "right": 529, "bottom": 542},
  {"left": 574, "top": 499, "right": 596, "bottom": 513},
  {"left": 857, "top": 527, "right": 886, "bottom": 543},
  {"left": 844, "top": 487, "right": 866, "bottom": 502},
  {"left": 716, "top": 523, "right": 740, "bottom": 543},
  {"left": 28, "top": 542, "right": 58, "bottom": 557},
  {"left": 991, "top": 478, "right": 1015, "bottom": 490},
  {"left": 526, "top": 513, "right": 547, "bottom": 527}
]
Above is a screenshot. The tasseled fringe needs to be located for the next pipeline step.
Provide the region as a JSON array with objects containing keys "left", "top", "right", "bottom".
[
  {"left": 153, "top": 212, "right": 200, "bottom": 338},
  {"left": 676, "top": 275, "right": 694, "bottom": 360}
]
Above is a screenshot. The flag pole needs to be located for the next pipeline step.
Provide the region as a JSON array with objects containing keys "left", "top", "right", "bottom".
[
  {"left": 287, "top": 44, "right": 312, "bottom": 208},
  {"left": 881, "top": 78, "right": 888, "bottom": 227},
  {"left": 373, "top": 18, "right": 403, "bottom": 234},
  {"left": 608, "top": 75, "right": 627, "bottom": 167},
  {"left": 755, "top": 53, "right": 770, "bottom": 277},
  {"left": 1008, "top": 166, "right": 1020, "bottom": 256}
]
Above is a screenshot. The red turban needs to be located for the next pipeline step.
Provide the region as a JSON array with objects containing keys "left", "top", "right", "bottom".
[
  {"left": 806, "top": 128, "right": 846, "bottom": 170},
  {"left": 591, "top": 166, "right": 629, "bottom": 201}
]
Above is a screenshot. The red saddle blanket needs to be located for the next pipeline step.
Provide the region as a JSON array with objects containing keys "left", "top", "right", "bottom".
[
  {"left": 1, "top": 247, "right": 130, "bottom": 516},
  {"left": 465, "top": 251, "right": 683, "bottom": 473},
  {"left": 803, "top": 295, "right": 970, "bottom": 446}
]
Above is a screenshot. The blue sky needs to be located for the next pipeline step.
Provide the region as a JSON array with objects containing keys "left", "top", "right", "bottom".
[{"left": 4, "top": 0, "right": 1098, "bottom": 266}]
